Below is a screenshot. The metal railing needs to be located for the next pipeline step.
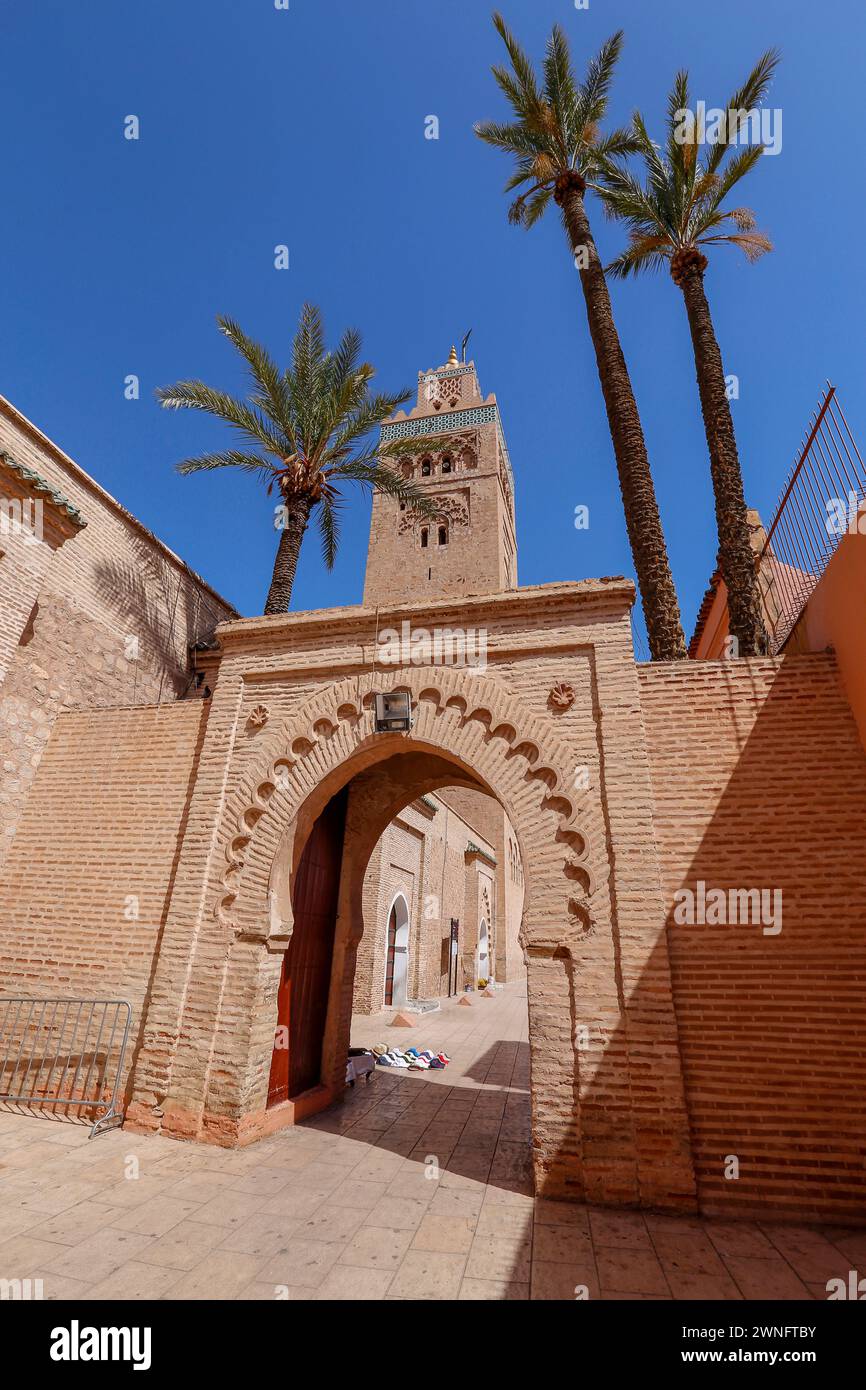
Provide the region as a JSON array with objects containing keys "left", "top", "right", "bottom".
[
  {"left": 0, "top": 998, "right": 132, "bottom": 1137},
  {"left": 757, "top": 384, "right": 866, "bottom": 652}
]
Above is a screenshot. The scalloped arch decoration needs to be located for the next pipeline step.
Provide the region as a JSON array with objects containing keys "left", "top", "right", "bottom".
[{"left": 219, "top": 668, "right": 597, "bottom": 935}]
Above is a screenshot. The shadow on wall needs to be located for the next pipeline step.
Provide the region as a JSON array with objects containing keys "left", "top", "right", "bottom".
[
  {"left": 300, "top": 653, "right": 866, "bottom": 1229},
  {"left": 642, "top": 653, "right": 866, "bottom": 1224},
  {"left": 93, "top": 539, "right": 227, "bottom": 699}
]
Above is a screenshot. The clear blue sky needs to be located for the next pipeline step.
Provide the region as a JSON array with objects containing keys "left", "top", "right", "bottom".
[{"left": 2, "top": 0, "right": 863, "bottom": 646}]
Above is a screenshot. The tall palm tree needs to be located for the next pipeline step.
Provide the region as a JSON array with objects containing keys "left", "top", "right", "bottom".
[
  {"left": 157, "top": 304, "right": 435, "bottom": 614},
  {"left": 475, "top": 14, "right": 686, "bottom": 661},
  {"left": 598, "top": 54, "right": 779, "bottom": 656}
]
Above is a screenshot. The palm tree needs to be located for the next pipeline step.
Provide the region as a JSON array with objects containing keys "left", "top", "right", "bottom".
[
  {"left": 598, "top": 54, "right": 779, "bottom": 656},
  {"left": 157, "top": 304, "right": 436, "bottom": 614},
  {"left": 475, "top": 14, "right": 686, "bottom": 661}
]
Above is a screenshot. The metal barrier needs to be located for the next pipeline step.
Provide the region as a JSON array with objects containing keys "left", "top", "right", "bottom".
[
  {"left": 0, "top": 998, "right": 132, "bottom": 1137},
  {"left": 757, "top": 384, "right": 866, "bottom": 652}
]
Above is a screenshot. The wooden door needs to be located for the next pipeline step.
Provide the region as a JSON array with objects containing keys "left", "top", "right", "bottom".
[{"left": 266, "top": 787, "right": 348, "bottom": 1106}]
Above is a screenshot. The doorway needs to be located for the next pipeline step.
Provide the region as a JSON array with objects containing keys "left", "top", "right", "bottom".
[
  {"left": 384, "top": 893, "right": 410, "bottom": 1007},
  {"left": 267, "top": 785, "right": 348, "bottom": 1107},
  {"left": 476, "top": 918, "right": 489, "bottom": 984}
]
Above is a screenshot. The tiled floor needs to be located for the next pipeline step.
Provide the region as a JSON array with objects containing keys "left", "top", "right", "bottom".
[{"left": 0, "top": 979, "right": 862, "bottom": 1301}]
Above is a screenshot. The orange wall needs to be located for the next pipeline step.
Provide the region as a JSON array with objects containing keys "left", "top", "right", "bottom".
[{"left": 794, "top": 529, "right": 866, "bottom": 752}]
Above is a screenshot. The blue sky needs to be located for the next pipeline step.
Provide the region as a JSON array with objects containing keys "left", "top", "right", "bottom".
[{"left": 2, "top": 0, "right": 863, "bottom": 647}]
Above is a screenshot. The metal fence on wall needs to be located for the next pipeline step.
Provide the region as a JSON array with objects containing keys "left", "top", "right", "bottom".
[
  {"left": 757, "top": 384, "right": 866, "bottom": 653},
  {"left": 0, "top": 998, "right": 132, "bottom": 1137}
]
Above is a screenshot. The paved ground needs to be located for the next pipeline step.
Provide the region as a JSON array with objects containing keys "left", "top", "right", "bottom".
[{"left": 0, "top": 979, "right": 862, "bottom": 1301}]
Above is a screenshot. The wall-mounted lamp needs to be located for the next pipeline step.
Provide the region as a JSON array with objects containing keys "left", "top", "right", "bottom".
[{"left": 374, "top": 691, "right": 412, "bottom": 733}]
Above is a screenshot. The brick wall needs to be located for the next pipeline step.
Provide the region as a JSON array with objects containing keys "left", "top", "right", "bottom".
[
  {"left": 0, "top": 699, "right": 209, "bottom": 1089},
  {"left": 0, "top": 398, "right": 234, "bottom": 867},
  {"left": 640, "top": 653, "right": 866, "bottom": 1221}
]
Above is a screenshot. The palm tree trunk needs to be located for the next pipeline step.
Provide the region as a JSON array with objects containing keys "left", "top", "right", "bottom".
[
  {"left": 264, "top": 496, "right": 311, "bottom": 614},
  {"left": 560, "top": 187, "right": 687, "bottom": 662},
  {"left": 676, "top": 264, "right": 768, "bottom": 656}
]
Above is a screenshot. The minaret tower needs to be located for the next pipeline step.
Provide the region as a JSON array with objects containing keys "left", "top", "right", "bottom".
[{"left": 363, "top": 347, "right": 517, "bottom": 606}]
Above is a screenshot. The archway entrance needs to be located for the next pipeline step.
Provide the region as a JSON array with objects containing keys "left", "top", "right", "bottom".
[
  {"left": 383, "top": 893, "right": 410, "bottom": 1007},
  {"left": 476, "top": 918, "right": 489, "bottom": 985},
  {"left": 128, "top": 661, "right": 696, "bottom": 1211},
  {"left": 259, "top": 740, "right": 528, "bottom": 1123}
]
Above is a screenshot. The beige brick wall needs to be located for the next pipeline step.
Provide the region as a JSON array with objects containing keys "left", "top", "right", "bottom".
[
  {"left": 640, "top": 653, "right": 866, "bottom": 1222},
  {"left": 0, "top": 699, "right": 209, "bottom": 1089},
  {"left": 0, "top": 399, "right": 234, "bottom": 868}
]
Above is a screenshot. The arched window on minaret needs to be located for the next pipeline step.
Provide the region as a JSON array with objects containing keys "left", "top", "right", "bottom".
[
  {"left": 421, "top": 457, "right": 432, "bottom": 477},
  {"left": 437, "top": 523, "right": 448, "bottom": 547},
  {"left": 420, "top": 527, "right": 429, "bottom": 549},
  {"left": 460, "top": 446, "right": 476, "bottom": 470},
  {"left": 441, "top": 454, "right": 452, "bottom": 474},
  {"left": 400, "top": 458, "right": 413, "bottom": 479}
]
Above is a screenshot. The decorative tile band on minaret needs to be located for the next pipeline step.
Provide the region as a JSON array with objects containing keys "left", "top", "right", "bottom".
[{"left": 364, "top": 351, "right": 518, "bottom": 606}]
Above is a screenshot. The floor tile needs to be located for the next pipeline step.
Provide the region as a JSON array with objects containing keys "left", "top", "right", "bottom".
[
  {"left": 339, "top": 1225, "right": 414, "bottom": 1271},
  {"left": 389, "top": 1249, "right": 467, "bottom": 1300}
]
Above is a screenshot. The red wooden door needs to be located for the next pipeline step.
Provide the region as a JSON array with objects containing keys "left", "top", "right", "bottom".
[{"left": 267, "top": 788, "right": 348, "bottom": 1107}]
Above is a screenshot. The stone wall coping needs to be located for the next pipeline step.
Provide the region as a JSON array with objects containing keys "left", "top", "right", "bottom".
[
  {"left": 639, "top": 654, "right": 798, "bottom": 674},
  {"left": 0, "top": 449, "right": 87, "bottom": 531},
  {"left": 215, "top": 577, "right": 635, "bottom": 647},
  {"left": 465, "top": 841, "right": 497, "bottom": 867}
]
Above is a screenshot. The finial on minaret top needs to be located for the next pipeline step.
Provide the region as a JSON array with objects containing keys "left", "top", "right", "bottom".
[{"left": 446, "top": 344, "right": 459, "bottom": 367}]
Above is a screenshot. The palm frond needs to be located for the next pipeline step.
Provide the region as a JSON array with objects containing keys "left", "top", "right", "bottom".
[
  {"left": 473, "top": 120, "right": 544, "bottom": 159},
  {"left": 331, "top": 458, "right": 438, "bottom": 518},
  {"left": 316, "top": 492, "right": 342, "bottom": 570},
  {"left": 175, "top": 449, "right": 278, "bottom": 483},
  {"left": 217, "top": 316, "right": 292, "bottom": 437},
  {"left": 606, "top": 235, "right": 670, "bottom": 280},
  {"left": 324, "top": 388, "right": 413, "bottom": 464},
  {"left": 576, "top": 29, "right": 625, "bottom": 130},
  {"left": 155, "top": 380, "right": 287, "bottom": 456},
  {"left": 491, "top": 12, "right": 545, "bottom": 120},
  {"left": 665, "top": 69, "right": 691, "bottom": 183},
  {"left": 544, "top": 25, "right": 579, "bottom": 156},
  {"left": 701, "top": 142, "right": 765, "bottom": 217},
  {"left": 700, "top": 230, "right": 773, "bottom": 261},
  {"left": 522, "top": 184, "right": 556, "bottom": 228},
  {"left": 705, "top": 48, "right": 781, "bottom": 174}
]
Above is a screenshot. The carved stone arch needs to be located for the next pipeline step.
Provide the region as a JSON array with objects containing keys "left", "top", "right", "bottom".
[{"left": 217, "top": 666, "right": 598, "bottom": 955}]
